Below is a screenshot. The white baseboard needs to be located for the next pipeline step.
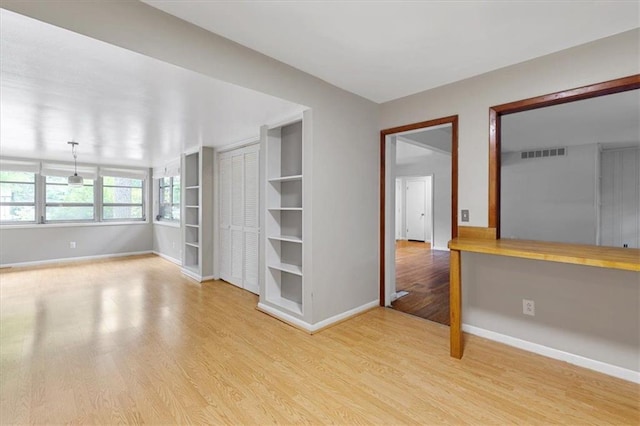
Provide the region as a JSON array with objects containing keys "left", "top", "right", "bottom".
[
  {"left": 432, "top": 246, "right": 450, "bottom": 251},
  {"left": 462, "top": 324, "right": 640, "bottom": 384},
  {"left": 312, "top": 300, "right": 379, "bottom": 332},
  {"left": 152, "top": 251, "right": 181, "bottom": 265},
  {"left": 258, "top": 300, "right": 379, "bottom": 334},
  {"left": 0, "top": 251, "right": 153, "bottom": 269},
  {"left": 180, "top": 267, "right": 215, "bottom": 283}
]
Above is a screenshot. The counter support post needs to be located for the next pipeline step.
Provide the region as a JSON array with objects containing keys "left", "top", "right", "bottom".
[{"left": 450, "top": 249, "right": 463, "bottom": 358}]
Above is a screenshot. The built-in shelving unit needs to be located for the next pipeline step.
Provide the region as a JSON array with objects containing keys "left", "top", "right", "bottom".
[
  {"left": 181, "top": 147, "right": 214, "bottom": 281},
  {"left": 260, "top": 117, "right": 308, "bottom": 320}
]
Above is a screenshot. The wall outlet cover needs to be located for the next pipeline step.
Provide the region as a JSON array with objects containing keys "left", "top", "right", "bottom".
[
  {"left": 523, "top": 299, "right": 535, "bottom": 316},
  {"left": 69, "top": 241, "right": 77, "bottom": 249}
]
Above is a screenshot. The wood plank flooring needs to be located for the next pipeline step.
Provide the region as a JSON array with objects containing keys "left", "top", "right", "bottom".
[
  {"left": 1, "top": 255, "right": 638, "bottom": 424},
  {"left": 392, "top": 241, "right": 450, "bottom": 325}
]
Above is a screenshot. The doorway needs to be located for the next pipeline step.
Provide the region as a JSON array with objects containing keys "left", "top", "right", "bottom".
[{"left": 380, "top": 116, "right": 458, "bottom": 326}]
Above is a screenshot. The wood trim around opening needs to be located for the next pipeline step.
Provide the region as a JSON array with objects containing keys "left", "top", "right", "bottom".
[
  {"left": 488, "top": 74, "right": 640, "bottom": 233},
  {"left": 380, "top": 115, "right": 459, "bottom": 306}
]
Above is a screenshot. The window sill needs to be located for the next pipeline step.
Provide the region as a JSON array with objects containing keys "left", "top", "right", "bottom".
[
  {"left": 0, "top": 221, "right": 150, "bottom": 230},
  {"left": 153, "top": 221, "right": 181, "bottom": 228}
]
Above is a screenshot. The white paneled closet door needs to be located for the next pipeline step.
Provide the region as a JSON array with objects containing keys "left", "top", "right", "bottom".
[
  {"left": 243, "top": 149, "right": 260, "bottom": 294},
  {"left": 218, "top": 144, "right": 260, "bottom": 294},
  {"left": 600, "top": 146, "right": 640, "bottom": 248},
  {"left": 219, "top": 155, "right": 232, "bottom": 283}
]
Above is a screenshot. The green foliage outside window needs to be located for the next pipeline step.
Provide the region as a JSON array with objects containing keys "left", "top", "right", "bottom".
[{"left": 0, "top": 171, "right": 36, "bottom": 222}]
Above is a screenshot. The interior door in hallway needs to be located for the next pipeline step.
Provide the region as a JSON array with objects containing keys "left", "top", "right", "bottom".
[
  {"left": 405, "top": 178, "right": 429, "bottom": 242},
  {"left": 219, "top": 144, "right": 260, "bottom": 294}
]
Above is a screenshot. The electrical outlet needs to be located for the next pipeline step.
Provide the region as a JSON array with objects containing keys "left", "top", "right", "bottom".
[
  {"left": 523, "top": 299, "right": 535, "bottom": 316},
  {"left": 461, "top": 209, "right": 469, "bottom": 222},
  {"left": 69, "top": 241, "right": 76, "bottom": 249}
]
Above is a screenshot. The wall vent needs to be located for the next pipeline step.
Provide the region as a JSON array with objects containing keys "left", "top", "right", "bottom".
[{"left": 520, "top": 147, "right": 566, "bottom": 160}]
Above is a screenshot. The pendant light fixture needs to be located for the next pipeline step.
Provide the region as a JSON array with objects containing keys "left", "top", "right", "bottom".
[{"left": 67, "top": 141, "right": 84, "bottom": 187}]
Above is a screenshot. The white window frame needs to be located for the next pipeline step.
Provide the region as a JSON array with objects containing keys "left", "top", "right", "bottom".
[
  {"left": 43, "top": 176, "right": 96, "bottom": 223},
  {"left": 0, "top": 166, "right": 38, "bottom": 224},
  {"left": 158, "top": 175, "right": 180, "bottom": 222},
  {"left": 100, "top": 168, "right": 148, "bottom": 223}
]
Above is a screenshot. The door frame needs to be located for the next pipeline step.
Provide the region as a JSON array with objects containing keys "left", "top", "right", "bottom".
[{"left": 379, "top": 115, "right": 458, "bottom": 306}]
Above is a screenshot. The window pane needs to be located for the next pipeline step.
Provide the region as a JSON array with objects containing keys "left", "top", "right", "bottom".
[
  {"left": 103, "top": 187, "right": 142, "bottom": 204},
  {"left": 160, "top": 204, "right": 173, "bottom": 220},
  {"left": 46, "top": 206, "right": 94, "bottom": 221},
  {"left": 162, "top": 187, "right": 171, "bottom": 204},
  {"left": 172, "top": 181, "right": 181, "bottom": 203},
  {"left": 160, "top": 177, "right": 170, "bottom": 187},
  {"left": 172, "top": 205, "right": 180, "bottom": 221},
  {"left": 103, "top": 205, "right": 143, "bottom": 220},
  {"left": 0, "top": 205, "right": 35, "bottom": 222},
  {"left": 0, "top": 182, "right": 35, "bottom": 202},
  {"left": 103, "top": 176, "right": 142, "bottom": 187},
  {"left": 0, "top": 171, "right": 35, "bottom": 183},
  {"left": 46, "top": 183, "right": 94, "bottom": 203}
]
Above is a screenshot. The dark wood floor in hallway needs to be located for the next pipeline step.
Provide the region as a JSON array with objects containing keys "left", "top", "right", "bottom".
[{"left": 392, "top": 241, "right": 450, "bottom": 325}]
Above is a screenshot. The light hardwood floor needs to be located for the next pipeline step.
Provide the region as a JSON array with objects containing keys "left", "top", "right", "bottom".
[{"left": 1, "top": 255, "right": 638, "bottom": 424}]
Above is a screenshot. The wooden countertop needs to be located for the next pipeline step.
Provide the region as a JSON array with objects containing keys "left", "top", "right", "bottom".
[{"left": 448, "top": 238, "right": 640, "bottom": 272}]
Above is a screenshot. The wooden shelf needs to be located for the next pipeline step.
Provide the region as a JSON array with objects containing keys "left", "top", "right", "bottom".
[
  {"left": 268, "top": 174, "right": 303, "bottom": 183},
  {"left": 268, "top": 262, "right": 302, "bottom": 276},
  {"left": 448, "top": 238, "right": 640, "bottom": 272},
  {"left": 185, "top": 242, "right": 199, "bottom": 248},
  {"left": 268, "top": 207, "right": 302, "bottom": 211},
  {"left": 185, "top": 205, "right": 199, "bottom": 209},
  {"left": 185, "top": 224, "right": 199, "bottom": 228},
  {"left": 186, "top": 185, "right": 200, "bottom": 190},
  {"left": 268, "top": 235, "right": 302, "bottom": 243}
]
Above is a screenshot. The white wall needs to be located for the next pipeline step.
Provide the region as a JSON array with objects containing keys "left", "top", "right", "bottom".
[
  {"left": 501, "top": 144, "right": 598, "bottom": 244},
  {"left": 396, "top": 151, "right": 451, "bottom": 250},
  {"left": 152, "top": 224, "right": 181, "bottom": 264},
  {"left": 3, "top": 0, "right": 380, "bottom": 324},
  {"left": 0, "top": 223, "right": 152, "bottom": 266},
  {"left": 382, "top": 30, "right": 640, "bottom": 374}
]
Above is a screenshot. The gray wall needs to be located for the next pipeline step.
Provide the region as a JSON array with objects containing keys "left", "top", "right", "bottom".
[
  {"left": 501, "top": 144, "right": 598, "bottom": 244},
  {"left": 396, "top": 151, "right": 451, "bottom": 250},
  {"left": 0, "top": 223, "right": 152, "bottom": 266},
  {"left": 3, "top": 1, "right": 380, "bottom": 324},
  {"left": 462, "top": 253, "right": 639, "bottom": 371},
  {"left": 381, "top": 30, "right": 640, "bottom": 373},
  {"left": 152, "top": 224, "right": 181, "bottom": 263}
]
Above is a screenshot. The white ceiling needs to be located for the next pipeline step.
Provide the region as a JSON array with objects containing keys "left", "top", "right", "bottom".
[
  {"left": 502, "top": 89, "right": 640, "bottom": 152},
  {"left": 395, "top": 125, "right": 451, "bottom": 165},
  {"left": 0, "top": 9, "right": 305, "bottom": 167},
  {"left": 143, "top": 0, "right": 639, "bottom": 103}
]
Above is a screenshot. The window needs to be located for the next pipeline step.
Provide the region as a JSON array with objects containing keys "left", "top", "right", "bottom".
[
  {"left": 0, "top": 171, "right": 36, "bottom": 223},
  {"left": 158, "top": 176, "right": 180, "bottom": 221},
  {"left": 1, "top": 159, "right": 148, "bottom": 225},
  {"left": 102, "top": 176, "right": 144, "bottom": 220},
  {"left": 44, "top": 176, "right": 95, "bottom": 221}
]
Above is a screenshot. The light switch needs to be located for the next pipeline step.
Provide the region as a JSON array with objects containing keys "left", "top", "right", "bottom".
[{"left": 461, "top": 210, "right": 469, "bottom": 222}]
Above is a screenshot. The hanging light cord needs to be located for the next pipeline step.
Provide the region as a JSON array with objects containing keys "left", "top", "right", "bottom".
[
  {"left": 68, "top": 141, "right": 79, "bottom": 176},
  {"left": 72, "top": 144, "right": 78, "bottom": 176}
]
